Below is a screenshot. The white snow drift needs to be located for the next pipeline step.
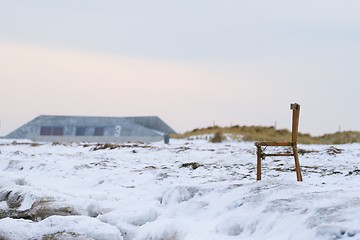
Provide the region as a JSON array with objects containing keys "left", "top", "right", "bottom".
[{"left": 0, "top": 139, "right": 360, "bottom": 240}]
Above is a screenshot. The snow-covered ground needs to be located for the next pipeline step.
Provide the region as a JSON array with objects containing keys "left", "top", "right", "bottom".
[{"left": 0, "top": 138, "right": 360, "bottom": 240}]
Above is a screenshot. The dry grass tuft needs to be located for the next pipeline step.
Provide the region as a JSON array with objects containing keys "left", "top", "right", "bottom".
[{"left": 209, "top": 132, "right": 225, "bottom": 143}]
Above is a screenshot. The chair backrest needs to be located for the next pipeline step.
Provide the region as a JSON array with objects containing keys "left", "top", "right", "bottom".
[{"left": 290, "top": 103, "right": 300, "bottom": 143}]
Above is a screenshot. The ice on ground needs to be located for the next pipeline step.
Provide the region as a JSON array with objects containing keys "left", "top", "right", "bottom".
[
  {"left": 0, "top": 215, "right": 122, "bottom": 239},
  {"left": 0, "top": 139, "right": 360, "bottom": 239}
]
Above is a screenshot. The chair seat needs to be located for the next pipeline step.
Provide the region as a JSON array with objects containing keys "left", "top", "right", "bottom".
[
  {"left": 255, "top": 141, "right": 293, "bottom": 147},
  {"left": 262, "top": 153, "right": 294, "bottom": 157}
]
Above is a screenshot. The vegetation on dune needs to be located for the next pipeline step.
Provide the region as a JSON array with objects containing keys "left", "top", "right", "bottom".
[
  {"left": 209, "top": 131, "right": 226, "bottom": 143},
  {"left": 171, "top": 125, "right": 360, "bottom": 145}
]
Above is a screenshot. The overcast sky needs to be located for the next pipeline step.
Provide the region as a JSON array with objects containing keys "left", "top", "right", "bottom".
[{"left": 1, "top": 1, "right": 360, "bottom": 136}]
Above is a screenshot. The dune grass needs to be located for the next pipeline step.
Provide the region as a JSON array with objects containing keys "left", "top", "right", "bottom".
[{"left": 172, "top": 125, "right": 360, "bottom": 144}]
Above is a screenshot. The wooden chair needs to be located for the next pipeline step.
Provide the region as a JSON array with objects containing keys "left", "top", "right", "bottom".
[{"left": 255, "top": 103, "right": 303, "bottom": 181}]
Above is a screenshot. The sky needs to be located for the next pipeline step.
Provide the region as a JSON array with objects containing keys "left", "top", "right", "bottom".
[{"left": 1, "top": 0, "right": 360, "bottom": 136}]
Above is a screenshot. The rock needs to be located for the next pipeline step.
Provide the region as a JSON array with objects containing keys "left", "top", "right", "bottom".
[
  {"left": 6, "top": 191, "right": 25, "bottom": 209},
  {"left": 29, "top": 199, "right": 79, "bottom": 221},
  {"left": 180, "top": 162, "right": 202, "bottom": 170},
  {"left": 42, "top": 231, "right": 96, "bottom": 240},
  {"left": 326, "top": 146, "right": 343, "bottom": 155},
  {"left": 0, "top": 190, "right": 11, "bottom": 202}
]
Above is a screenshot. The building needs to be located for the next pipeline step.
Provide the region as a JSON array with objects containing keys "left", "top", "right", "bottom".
[{"left": 5, "top": 115, "right": 177, "bottom": 143}]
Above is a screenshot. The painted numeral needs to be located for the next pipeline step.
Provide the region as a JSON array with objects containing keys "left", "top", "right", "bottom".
[{"left": 115, "top": 125, "right": 122, "bottom": 137}]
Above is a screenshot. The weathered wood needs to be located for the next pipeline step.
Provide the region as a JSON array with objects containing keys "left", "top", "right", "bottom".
[
  {"left": 293, "top": 147, "right": 303, "bottom": 181},
  {"left": 256, "top": 145, "right": 262, "bottom": 181},
  {"left": 255, "top": 103, "right": 303, "bottom": 182},
  {"left": 292, "top": 105, "right": 300, "bottom": 143},
  {"left": 290, "top": 103, "right": 300, "bottom": 110}
]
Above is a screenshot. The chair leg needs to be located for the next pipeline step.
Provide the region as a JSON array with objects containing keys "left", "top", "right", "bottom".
[
  {"left": 293, "top": 147, "right": 303, "bottom": 182},
  {"left": 256, "top": 146, "right": 262, "bottom": 181}
]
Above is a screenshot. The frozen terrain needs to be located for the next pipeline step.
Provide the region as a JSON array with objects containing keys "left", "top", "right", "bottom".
[{"left": 0, "top": 138, "right": 360, "bottom": 240}]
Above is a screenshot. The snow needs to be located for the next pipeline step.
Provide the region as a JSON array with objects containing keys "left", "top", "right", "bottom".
[{"left": 0, "top": 138, "right": 360, "bottom": 239}]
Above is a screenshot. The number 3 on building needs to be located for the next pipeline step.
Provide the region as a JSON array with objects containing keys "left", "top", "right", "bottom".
[{"left": 115, "top": 125, "right": 122, "bottom": 137}]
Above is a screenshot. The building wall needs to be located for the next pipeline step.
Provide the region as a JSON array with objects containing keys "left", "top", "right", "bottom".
[
  {"left": 6, "top": 115, "right": 175, "bottom": 143},
  {"left": 30, "top": 135, "right": 164, "bottom": 143}
]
